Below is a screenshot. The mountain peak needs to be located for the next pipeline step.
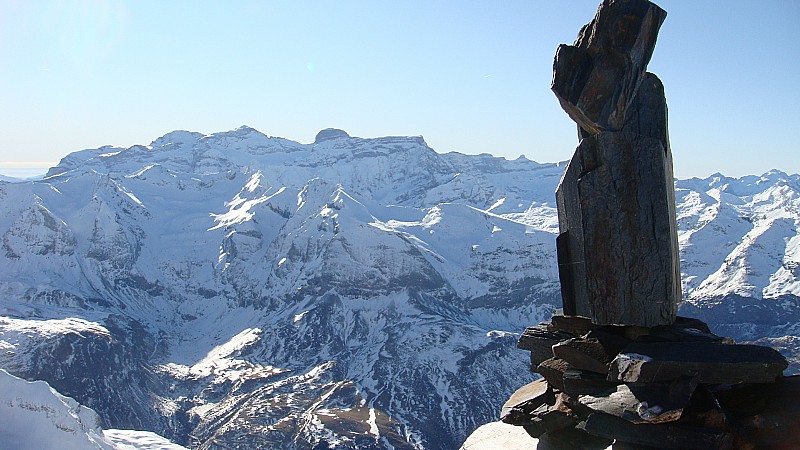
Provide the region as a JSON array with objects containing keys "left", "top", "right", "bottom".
[
  {"left": 314, "top": 128, "right": 350, "bottom": 143},
  {"left": 150, "top": 130, "right": 205, "bottom": 150},
  {"left": 236, "top": 125, "right": 257, "bottom": 133}
]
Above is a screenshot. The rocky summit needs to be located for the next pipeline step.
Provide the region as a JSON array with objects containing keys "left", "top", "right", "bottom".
[{"left": 0, "top": 126, "right": 799, "bottom": 449}]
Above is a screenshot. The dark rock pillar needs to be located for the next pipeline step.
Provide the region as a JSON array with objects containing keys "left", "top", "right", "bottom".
[{"left": 552, "top": 0, "right": 680, "bottom": 327}]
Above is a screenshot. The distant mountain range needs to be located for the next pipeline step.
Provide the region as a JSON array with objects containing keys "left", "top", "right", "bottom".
[{"left": 1, "top": 126, "right": 798, "bottom": 449}]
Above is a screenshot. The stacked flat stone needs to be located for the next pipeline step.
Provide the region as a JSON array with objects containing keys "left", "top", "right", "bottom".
[
  {"left": 503, "top": 313, "right": 794, "bottom": 449},
  {"left": 552, "top": 0, "right": 680, "bottom": 327}
]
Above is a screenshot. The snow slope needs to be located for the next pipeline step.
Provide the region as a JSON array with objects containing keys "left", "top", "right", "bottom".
[{"left": 0, "top": 369, "right": 186, "bottom": 450}]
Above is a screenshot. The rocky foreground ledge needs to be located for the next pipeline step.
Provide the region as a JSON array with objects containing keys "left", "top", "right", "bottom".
[{"left": 501, "top": 312, "right": 798, "bottom": 449}]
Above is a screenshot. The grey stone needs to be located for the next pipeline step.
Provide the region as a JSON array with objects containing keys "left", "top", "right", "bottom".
[
  {"left": 518, "top": 324, "right": 572, "bottom": 370},
  {"left": 638, "top": 319, "right": 730, "bottom": 344},
  {"left": 501, "top": 378, "right": 555, "bottom": 425},
  {"left": 584, "top": 328, "right": 631, "bottom": 356},
  {"left": 677, "top": 385, "right": 729, "bottom": 431},
  {"left": 563, "top": 369, "right": 619, "bottom": 397},
  {"left": 609, "top": 342, "right": 788, "bottom": 384},
  {"left": 537, "top": 357, "right": 571, "bottom": 392},
  {"left": 521, "top": 392, "right": 581, "bottom": 438},
  {"left": 537, "top": 425, "right": 613, "bottom": 450},
  {"left": 555, "top": 173, "right": 591, "bottom": 318},
  {"left": 550, "top": 312, "right": 596, "bottom": 336},
  {"left": 578, "top": 377, "right": 698, "bottom": 424},
  {"left": 552, "top": 338, "right": 612, "bottom": 374},
  {"left": 584, "top": 412, "right": 733, "bottom": 449},
  {"left": 621, "top": 72, "right": 669, "bottom": 143},
  {"left": 712, "top": 375, "right": 800, "bottom": 449}
]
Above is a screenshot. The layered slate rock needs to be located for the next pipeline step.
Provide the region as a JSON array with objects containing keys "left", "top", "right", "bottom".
[
  {"left": 553, "top": 0, "right": 680, "bottom": 327},
  {"left": 583, "top": 412, "right": 733, "bottom": 449},
  {"left": 505, "top": 312, "right": 791, "bottom": 449},
  {"left": 518, "top": 324, "right": 572, "bottom": 370},
  {"left": 712, "top": 376, "right": 800, "bottom": 449},
  {"left": 500, "top": 378, "right": 554, "bottom": 424},
  {"left": 609, "top": 342, "right": 787, "bottom": 384},
  {"left": 552, "top": 337, "right": 614, "bottom": 374},
  {"left": 536, "top": 358, "right": 571, "bottom": 393},
  {"left": 578, "top": 377, "right": 698, "bottom": 424},
  {"left": 563, "top": 368, "right": 619, "bottom": 396}
]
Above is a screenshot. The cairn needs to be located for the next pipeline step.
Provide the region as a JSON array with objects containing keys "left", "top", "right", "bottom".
[{"left": 502, "top": 1, "right": 798, "bottom": 448}]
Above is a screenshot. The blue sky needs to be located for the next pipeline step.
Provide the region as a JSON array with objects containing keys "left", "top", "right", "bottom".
[{"left": 0, "top": 0, "right": 798, "bottom": 178}]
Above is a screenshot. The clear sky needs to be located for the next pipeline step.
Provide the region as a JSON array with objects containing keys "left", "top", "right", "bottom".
[{"left": 0, "top": 0, "right": 798, "bottom": 179}]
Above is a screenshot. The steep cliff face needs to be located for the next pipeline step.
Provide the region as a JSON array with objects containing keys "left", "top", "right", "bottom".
[{"left": 1, "top": 127, "right": 798, "bottom": 448}]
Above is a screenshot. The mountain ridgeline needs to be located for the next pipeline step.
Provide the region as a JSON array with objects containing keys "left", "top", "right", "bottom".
[{"left": 0, "top": 126, "right": 798, "bottom": 449}]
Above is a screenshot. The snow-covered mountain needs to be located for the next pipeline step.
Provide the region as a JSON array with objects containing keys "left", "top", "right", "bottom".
[
  {"left": 674, "top": 171, "right": 800, "bottom": 365},
  {"left": 0, "top": 126, "right": 798, "bottom": 449}
]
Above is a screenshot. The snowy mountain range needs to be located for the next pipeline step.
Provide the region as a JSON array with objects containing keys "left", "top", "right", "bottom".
[{"left": 1, "top": 126, "right": 798, "bottom": 449}]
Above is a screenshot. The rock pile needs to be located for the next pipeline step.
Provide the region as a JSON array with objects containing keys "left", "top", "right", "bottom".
[
  {"left": 503, "top": 312, "right": 796, "bottom": 449},
  {"left": 501, "top": 1, "right": 800, "bottom": 447}
]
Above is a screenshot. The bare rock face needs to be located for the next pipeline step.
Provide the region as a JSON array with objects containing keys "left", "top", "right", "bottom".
[{"left": 553, "top": 0, "right": 680, "bottom": 327}]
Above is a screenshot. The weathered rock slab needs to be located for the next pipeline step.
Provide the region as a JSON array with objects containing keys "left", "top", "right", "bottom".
[
  {"left": 584, "top": 412, "right": 733, "bottom": 449},
  {"left": 553, "top": 0, "right": 680, "bottom": 328},
  {"left": 537, "top": 424, "right": 613, "bottom": 450},
  {"left": 640, "top": 317, "right": 729, "bottom": 344},
  {"left": 501, "top": 378, "right": 554, "bottom": 425},
  {"left": 551, "top": 0, "right": 667, "bottom": 135},
  {"left": 563, "top": 368, "right": 619, "bottom": 397},
  {"left": 518, "top": 324, "right": 572, "bottom": 369},
  {"left": 712, "top": 375, "right": 800, "bottom": 449},
  {"left": 552, "top": 337, "right": 613, "bottom": 374},
  {"left": 537, "top": 357, "right": 571, "bottom": 392},
  {"left": 550, "top": 312, "right": 596, "bottom": 336},
  {"left": 579, "top": 376, "right": 698, "bottom": 424},
  {"left": 557, "top": 131, "right": 679, "bottom": 327},
  {"left": 609, "top": 342, "right": 788, "bottom": 384},
  {"left": 520, "top": 392, "right": 581, "bottom": 439}
]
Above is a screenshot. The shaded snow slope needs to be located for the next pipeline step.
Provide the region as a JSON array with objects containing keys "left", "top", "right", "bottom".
[
  {"left": 0, "top": 126, "right": 798, "bottom": 449},
  {"left": 0, "top": 369, "right": 186, "bottom": 450}
]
